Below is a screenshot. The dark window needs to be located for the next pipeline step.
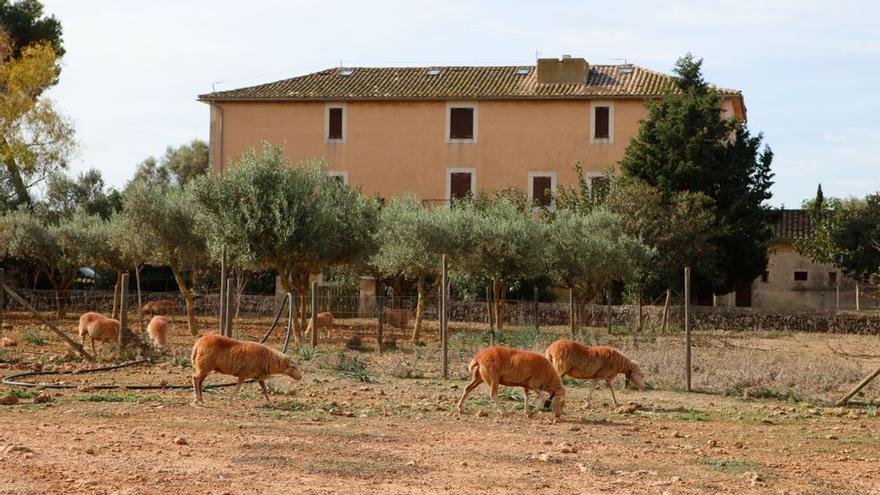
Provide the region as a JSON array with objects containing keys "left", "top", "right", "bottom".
[
  {"left": 328, "top": 107, "right": 343, "bottom": 140},
  {"left": 331, "top": 174, "right": 345, "bottom": 184},
  {"left": 532, "top": 176, "right": 552, "bottom": 207},
  {"left": 590, "top": 175, "right": 610, "bottom": 201},
  {"left": 594, "top": 106, "right": 610, "bottom": 139},
  {"left": 449, "top": 108, "right": 474, "bottom": 140},
  {"left": 450, "top": 172, "right": 472, "bottom": 201},
  {"left": 794, "top": 271, "right": 808, "bottom": 282},
  {"left": 760, "top": 271, "right": 769, "bottom": 283},
  {"left": 828, "top": 272, "right": 837, "bottom": 285}
]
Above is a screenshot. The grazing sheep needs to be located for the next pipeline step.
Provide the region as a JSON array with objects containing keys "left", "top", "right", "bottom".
[
  {"left": 77, "top": 312, "right": 119, "bottom": 355},
  {"left": 456, "top": 346, "right": 565, "bottom": 419},
  {"left": 384, "top": 308, "right": 410, "bottom": 329},
  {"left": 545, "top": 339, "right": 645, "bottom": 407},
  {"left": 306, "top": 312, "right": 334, "bottom": 339},
  {"left": 190, "top": 334, "right": 301, "bottom": 405},
  {"left": 147, "top": 316, "right": 170, "bottom": 350},
  {"left": 142, "top": 299, "right": 177, "bottom": 317}
]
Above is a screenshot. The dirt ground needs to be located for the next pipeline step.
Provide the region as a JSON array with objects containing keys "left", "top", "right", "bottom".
[{"left": 1, "top": 312, "right": 880, "bottom": 494}]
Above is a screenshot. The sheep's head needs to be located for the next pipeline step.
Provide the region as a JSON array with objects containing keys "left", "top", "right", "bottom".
[
  {"left": 549, "top": 387, "right": 566, "bottom": 419},
  {"left": 284, "top": 361, "right": 302, "bottom": 381},
  {"left": 625, "top": 363, "right": 646, "bottom": 391}
]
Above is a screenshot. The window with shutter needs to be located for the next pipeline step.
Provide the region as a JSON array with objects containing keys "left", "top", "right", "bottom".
[
  {"left": 450, "top": 172, "right": 472, "bottom": 201},
  {"left": 532, "top": 176, "right": 552, "bottom": 207},
  {"left": 328, "top": 107, "right": 343, "bottom": 140},
  {"left": 449, "top": 107, "right": 474, "bottom": 139},
  {"left": 594, "top": 106, "right": 610, "bottom": 139}
]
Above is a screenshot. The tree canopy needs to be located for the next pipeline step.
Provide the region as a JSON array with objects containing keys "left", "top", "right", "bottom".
[
  {"left": 620, "top": 53, "right": 775, "bottom": 295},
  {"left": 133, "top": 139, "right": 209, "bottom": 186}
]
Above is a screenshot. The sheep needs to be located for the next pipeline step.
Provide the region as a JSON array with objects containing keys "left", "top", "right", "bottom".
[
  {"left": 544, "top": 339, "right": 645, "bottom": 407},
  {"left": 147, "top": 316, "right": 170, "bottom": 350},
  {"left": 77, "top": 312, "right": 119, "bottom": 355},
  {"left": 456, "top": 345, "right": 565, "bottom": 419},
  {"left": 306, "top": 312, "right": 334, "bottom": 339},
  {"left": 384, "top": 308, "right": 410, "bottom": 329},
  {"left": 190, "top": 334, "right": 302, "bottom": 405},
  {"left": 142, "top": 299, "right": 177, "bottom": 318}
]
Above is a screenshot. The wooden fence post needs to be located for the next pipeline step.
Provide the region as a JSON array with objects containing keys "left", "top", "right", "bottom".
[
  {"left": 856, "top": 282, "right": 861, "bottom": 312},
  {"left": 441, "top": 254, "right": 448, "bottom": 380},
  {"left": 0, "top": 269, "right": 4, "bottom": 339},
  {"left": 569, "top": 287, "right": 575, "bottom": 339},
  {"left": 219, "top": 247, "right": 227, "bottom": 335},
  {"left": 376, "top": 282, "right": 384, "bottom": 353},
  {"left": 661, "top": 289, "right": 670, "bottom": 333},
  {"left": 225, "top": 277, "right": 234, "bottom": 337},
  {"left": 836, "top": 366, "right": 880, "bottom": 406},
  {"left": 135, "top": 266, "right": 144, "bottom": 333},
  {"left": 118, "top": 273, "right": 130, "bottom": 351},
  {"left": 533, "top": 286, "right": 539, "bottom": 331},
  {"left": 310, "top": 281, "right": 318, "bottom": 348},
  {"left": 684, "top": 266, "right": 692, "bottom": 392},
  {"left": 485, "top": 286, "right": 494, "bottom": 344}
]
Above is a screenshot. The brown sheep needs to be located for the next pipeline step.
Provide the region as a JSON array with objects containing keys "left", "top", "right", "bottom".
[
  {"left": 545, "top": 339, "right": 645, "bottom": 407},
  {"left": 147, "top": 316, "right": 170, "bottom": 350},
  {"left": 78, "top": 312, "right": 119, "bottom": 355},
  {"left": 384, "top": 308, "right": 410, "bottom": 329},
  {"left": 191, "top": 334, "right": 302, "bottom": 405},
  {"left": 306, "top": 312, "right": 334, "bottom": 338},
  {"left": 456, "top": 346, "right": 565, "bottom": 419},
  {"left": 142, "top": 299, "right": 177, "bottom": 318}
]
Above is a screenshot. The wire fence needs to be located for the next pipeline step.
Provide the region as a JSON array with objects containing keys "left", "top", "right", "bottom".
[{"left": 5, "top": 286, "right": 880, "bottom": 334}]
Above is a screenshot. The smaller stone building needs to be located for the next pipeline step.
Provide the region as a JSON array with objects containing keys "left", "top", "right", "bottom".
[{"left": 717, "top": 210, "right": 877, "bottom": 310}]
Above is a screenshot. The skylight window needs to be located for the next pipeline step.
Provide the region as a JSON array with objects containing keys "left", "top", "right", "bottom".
[
  {"left": 618, "top": 64, "right": 634, "bottom": 75},
  {"left": 515, "top": 67, "right": 530, "bottom": 75},
  {"left": 338, "top": 68, "right": 354, "bottom": 76},
  {"left": 427, "top": 68, "right": 441, "bottom": 76}
]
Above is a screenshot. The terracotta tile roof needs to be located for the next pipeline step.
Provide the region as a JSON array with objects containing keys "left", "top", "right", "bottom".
[
  {"left": 199, "top": 64, "right": 741, "bottom": 101},
  {"left": 775, "top": 209, "right": 813, "bottom": 241}
]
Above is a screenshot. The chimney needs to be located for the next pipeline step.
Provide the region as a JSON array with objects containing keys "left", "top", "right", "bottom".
[{"left": 537, "top": 55, "right": 588, "bottom": 84}]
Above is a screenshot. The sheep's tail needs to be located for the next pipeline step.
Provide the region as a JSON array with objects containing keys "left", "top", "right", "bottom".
[
  {"left": 190, "top": 337, "right": 202, "bottom": 368},
  {"left": 467, "top": 357, "right": 480, "bottom": 379}
]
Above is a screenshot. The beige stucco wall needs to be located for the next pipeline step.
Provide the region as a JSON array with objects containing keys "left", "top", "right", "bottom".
[{"left": 207, "top": 97, "right": 741, "bottom": 201}]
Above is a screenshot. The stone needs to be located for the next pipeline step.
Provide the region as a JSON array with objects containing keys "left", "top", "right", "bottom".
[
  {"left": 707, "top": 439, "right": 718, "bottom": 448},
  {"left": 0, "top": 395, "right": 18, "bottom": 406},
  {"left": 33, "top": 393, "right": 52, "bottom": 404},
  {"left": 85, "top": 448, "right": 96, "bottom": 455},
  {"left": 1, "top": 337, "right": 16, "bottom": 347},
  {"left": 538, "top": 453, "right": 556, "bottom": 463},
  {"left": 614, "top": 403, "right": 639, "bottom": 414},
  {"left": 405, "top": 460, "right": 416, "bottom": 467},
  {"left": 173, "top": 436, "right": 187, "bottom": 446},
  {"left": 576, "top": 463, "right": 589, "bottom": 473},
  {"left": 475, "top": 410, "right": 487, "bottom": 417}
]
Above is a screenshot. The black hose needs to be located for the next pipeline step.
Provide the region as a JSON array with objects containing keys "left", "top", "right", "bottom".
[{"left": 1, "top": 295, "right": 297, "bottom": 390}]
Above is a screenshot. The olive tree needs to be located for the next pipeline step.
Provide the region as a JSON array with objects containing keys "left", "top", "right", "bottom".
[
  {"left": 189, "top": 143, "right": 379, "bottom": 343},
  {"left": 372, "top": 197, "right": 467, "bottom": 342},
  {"left": 546, "top": 208, "right": 651, "bottom": 304},
  {"left": 453, "top": 197, "right": 545, "bottom": 329},
  {"left": 0, "top": 209, "right": 102, "bottom": 316},
  {"left": 120, "top": 180, "right": 206, "bottom": 335}
]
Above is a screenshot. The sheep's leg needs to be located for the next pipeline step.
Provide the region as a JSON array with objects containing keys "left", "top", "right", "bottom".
[
  {"left": 90, "top": 338, "right": 97, "bottom": 358},
  {"left": 489, "top": 383, "right": 505, "bottom": 416},
  {"left": 192, "top": 373, "right": 207, "bottom": 405},
  {"left": 523, "top": 388, "right": 532, "bottom": 417},
  {"left": 606, "top": 380, "right": 619, "bottom": 406},
  {"left": 258, "top": 379, "right": 272, "bottom": 405},
  {"left": 456, "top": 375, "right": 483, "bottom": 415},
  {"left": 229, "top": 378, "right": 244, "bottom": 402}
]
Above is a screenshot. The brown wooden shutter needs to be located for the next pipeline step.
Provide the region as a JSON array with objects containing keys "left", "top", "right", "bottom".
[
  {"left": 328, "top": 107, "right": 343, "bottom": 139},
  {"left": 594, "top": 106, "right": 609, "bottom": 139},
  {"left": 449, "top": 108, "right": 474, "bottom": 139},
  {"left": 532, "top": 176, "right": 552, "bottom": 207},
  {"left": 450, "top": 172, "right": 472, "bottom": 200}
]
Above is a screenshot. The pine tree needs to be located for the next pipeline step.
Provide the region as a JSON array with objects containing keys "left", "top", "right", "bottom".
[{"left": 620, "top": 54, "right": 775, "bottom": 295}]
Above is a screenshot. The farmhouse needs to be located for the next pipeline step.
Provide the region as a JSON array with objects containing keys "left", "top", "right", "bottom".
[
  {"left": 198, "top": 55, "right": 745, "bottom": 205},
  {"left": 716, "top": 209, "right": 878, "bottom": 310}
]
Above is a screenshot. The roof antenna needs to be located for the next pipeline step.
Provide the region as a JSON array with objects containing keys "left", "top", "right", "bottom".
[{"left": 535, "top": 49, "right": 542, "bottom": 61}]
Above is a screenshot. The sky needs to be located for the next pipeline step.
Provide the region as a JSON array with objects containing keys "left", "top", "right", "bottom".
[{"left": 41, "top": 0, "right": 880, "bottom": 207}]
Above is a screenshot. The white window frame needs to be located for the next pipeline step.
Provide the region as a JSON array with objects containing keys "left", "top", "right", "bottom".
[
  {"left": 586, "top": 171, "right": 606, "bottom": 191},
  {"left": 446, "top": 167, "right": 476, "bottom": 203},
  {"left": 327, "top": 171, "right": 349, "bottom": 185},
  {"left": 325, "top": 102, "right": 346, "bottom": 144},
  {"left": 527, "top": 171, "right": 557, "bottom": 210},
  {"left": 590, "top": 101, "right": 614, "bottom": 144},
  {"left": 445, "top": 102, "right": 478, "bottom": 144}
]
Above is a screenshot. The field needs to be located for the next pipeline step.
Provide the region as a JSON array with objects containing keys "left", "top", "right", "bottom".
[{"left": 2, "top": 312, "right": 880, "bottom": 494}]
